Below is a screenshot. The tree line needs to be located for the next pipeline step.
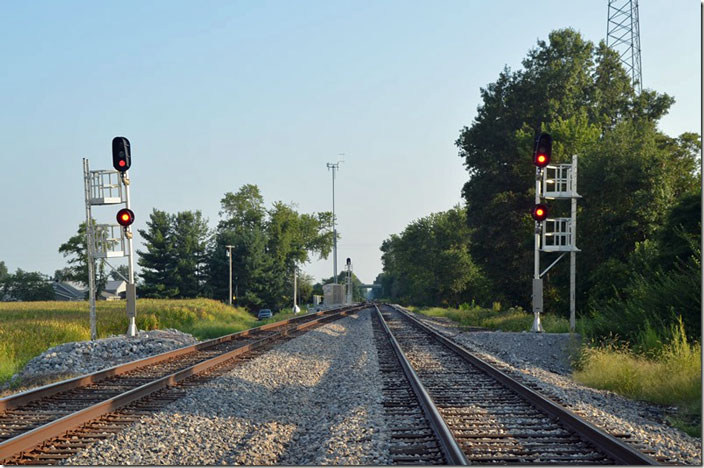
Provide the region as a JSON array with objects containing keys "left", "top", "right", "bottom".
[
  {"left": 2, "top": 184, "right": 337, "bottom": 313},
  {"left": 374, "top": 29, "right": 701, "bottom": 344},
  {"left": 135, "top": 183, "right": 336, "bottom": 311}
]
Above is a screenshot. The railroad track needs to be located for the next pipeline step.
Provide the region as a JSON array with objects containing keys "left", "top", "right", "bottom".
[
  {"left": 374, "top": 304, "right": 659, "bottom": 465},
  {"left": 0, "top": 304, "right": 365, "bottom": 465}
]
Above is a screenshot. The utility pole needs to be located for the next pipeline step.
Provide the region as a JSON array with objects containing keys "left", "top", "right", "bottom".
[
  {"left": 326, "top": 155, "right": 344, "bottom": 283},
  {"left": 226, "top": 245, "right": 234, "bottom": 306}
]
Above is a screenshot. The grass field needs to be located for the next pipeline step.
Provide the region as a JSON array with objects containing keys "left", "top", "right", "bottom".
[{"left": 0, "top": 299, "right": 289, "bottom": 385}]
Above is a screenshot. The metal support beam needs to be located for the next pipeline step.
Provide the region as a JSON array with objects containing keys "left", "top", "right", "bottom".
[
  {"left": 540, "top": 253, "right": 567, "bottom": 278},
  {"left": 82, "top": 159, "right": 97, "bottom": 341}
]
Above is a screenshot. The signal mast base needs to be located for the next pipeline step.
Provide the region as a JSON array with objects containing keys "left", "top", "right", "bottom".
[{"left": 127, "top": 317, "right": 137, "bottom": 337}]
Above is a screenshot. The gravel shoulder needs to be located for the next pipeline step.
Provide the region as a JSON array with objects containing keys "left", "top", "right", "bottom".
[
  {"left": 1, "top": 329, "right": 198, "bottom": 398},
  {"left": 62, "top": 310, "right": 391, "bottom": 465},
  {"left": 411, "top": 311, "right": 702, "bottom": 465}
]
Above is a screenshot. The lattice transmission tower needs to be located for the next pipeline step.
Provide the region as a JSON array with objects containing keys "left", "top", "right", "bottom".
[{"left": 607, "top": 0, "right": 642, "bottom": 93}]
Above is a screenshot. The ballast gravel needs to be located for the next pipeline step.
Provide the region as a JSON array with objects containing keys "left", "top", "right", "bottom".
[
  {"left": 62, "top": 311, "right": 392, "bottom": 466},
  {"left": 410, "top": 310, "right": 702, "bottom": 465},
  {"left": 1, "top": 329, "right": 198, "bottom": 396}
]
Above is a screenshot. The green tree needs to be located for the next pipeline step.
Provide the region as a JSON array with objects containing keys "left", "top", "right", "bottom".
[
  {"left": 171, "top": 210, "right": 210, "bottom": 298},
  {"left": 297, "top": 272, "right": 315, "bottom": 304},
  {"left": 379, "top": 206, "right": 489, "bottom": 306},
  {"left": 0, "top": 261, "right": 8, "bottom": 282},
  {"left": 455, "top": 28, "right": 690, "bottom": 313},
  {"left": 109, "top": 264, "right": 130, "bottom": 281},
  {"left": 137, "top": 209, "right": 178, "bottom": 298},
  {"left": 208, "top": 185, "right": 273, "bottom": 309},
  {"left": 208, "top": 185, "right": 334, "bottom": 311},
  {"left": 2, "top": 269, "right": 55, "bottom": 301},
  {"left": 58, "top": 221, "right": 107, "bottom": 296}
]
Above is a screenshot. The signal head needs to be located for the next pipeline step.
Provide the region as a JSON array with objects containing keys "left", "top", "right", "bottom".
[
  {"left": 112, "top": 136, "right": 131, "bottom": 173},
  {"left": 533, "top": 132, "right": 552, "bottom": 168},
  {"left": 531, "top": 204, "right": 548, "bottom": 222},
  {"left": 116, "top": 208, "right": 135, "bottom": 227}
]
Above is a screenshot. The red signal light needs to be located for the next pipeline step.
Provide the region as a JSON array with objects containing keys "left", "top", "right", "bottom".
[
  {"left": 112, "top": 137, "right": 131, "bottom": 173},
  {"left": 116, "top": 208, "right": 135, "bottom": 227},
  {"left": 532, "top": 204, "right": 548, "bottom": 222},
  {"left": 533, "top": 133, "right": 552, "bottom": 168}
]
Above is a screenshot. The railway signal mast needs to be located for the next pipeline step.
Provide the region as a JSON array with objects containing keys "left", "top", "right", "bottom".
[
  {"left": 82, "top": 137, "right": 139, "bottom": 339},
  {"left": 531, "top": 133, "right": 580, "bottom": 332},
  {"left": 112, "top": 137, "right": 138, "bottom": 337}
]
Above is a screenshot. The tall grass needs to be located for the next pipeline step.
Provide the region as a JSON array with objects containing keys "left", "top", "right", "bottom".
[
  {"left": 0, "top": 299, "right": 262, "bottom": 384},
  {"left": 409, "top": 304, "right": 571, "bottom": 333},
  {"left": 574, "top": 317, "right": 701, "bottom": 436}
]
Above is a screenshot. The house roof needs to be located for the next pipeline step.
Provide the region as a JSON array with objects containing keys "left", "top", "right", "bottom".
[{"left": 104, "top": 280, "right": 126, "bottom": 293}]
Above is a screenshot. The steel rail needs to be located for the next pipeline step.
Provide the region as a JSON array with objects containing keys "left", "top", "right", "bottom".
[
  {"left": 0, "top": 304, "right": 356, "bottom": 413},
  {"left": 389, "top": 304, "right": 659, "bottom": 466},
  {"left": 0, "top": 305, "right": 363, "bottom": 462},
  {"left": 373, "top": 305, "right": 468, "bottom": 465}
]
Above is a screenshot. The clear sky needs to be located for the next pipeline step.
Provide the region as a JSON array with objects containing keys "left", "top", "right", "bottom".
[{"left": 0, "top": 0, "right": 700, "bottom": 286}]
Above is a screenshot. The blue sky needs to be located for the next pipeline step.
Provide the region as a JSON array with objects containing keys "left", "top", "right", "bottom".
[{"left": 0, "top": 0, "right": 700, "bottom": 286}]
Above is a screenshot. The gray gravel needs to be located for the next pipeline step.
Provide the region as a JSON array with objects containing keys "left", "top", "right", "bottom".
[
  {"left": 409, "top": 309, "right": 702, "bottom": 465},
  {"left": 62, "top": 310, "right": 391, "bottom": 465},
  {"left": 1, "top": 329, "right": 198, "bottom": 396}
]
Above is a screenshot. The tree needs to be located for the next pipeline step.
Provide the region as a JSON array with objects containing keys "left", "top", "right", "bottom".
[
  {"left": 170, "top": 211, "right": 211, "bottom": 298},
  {"left": 208, "top": 185, "right": 335, "bottom": 311},
  {"left": 2, "top": 269, "right": 54, "bottom": 301},
  {"left": 109, "top": 265, "right": 130, "bottom": 281},
  {"left": 137, "top": 209, "right": 178, "bottom": 298},
  {"left": 58, "top": 221, "right": 107, "bottom": 296},
  {"left": 455, "top": 28, "right": 689, "bottom": 312},
  {"left": 297, "top": 272, "right": 315, "bottom": 304},
  {"left": 378, "top": 206, "right": 490, "bottom": 307}
]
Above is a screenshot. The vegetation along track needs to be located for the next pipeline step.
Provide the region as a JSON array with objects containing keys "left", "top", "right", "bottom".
[
  {"left": 0, "top": 304, "right": 365, "bottom": 465},
  {"left": 376, "top": 304, "right": 659, "bottom": 465}
]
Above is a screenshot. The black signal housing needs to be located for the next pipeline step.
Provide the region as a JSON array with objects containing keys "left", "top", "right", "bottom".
[
  {"left": 533, "top": 133, "right": 552, "bottom": 168},
  {"left": 112, "top": 136, "right": 131, "bottom": 172},
  {"left": 532, "top": 204, "right": 549, "bottom": 222},
  {"left": 117, "top": 208, "right": 135, "bottom": 227}
]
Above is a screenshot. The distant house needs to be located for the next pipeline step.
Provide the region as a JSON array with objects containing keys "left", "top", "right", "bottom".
[
  {"left": 101, "top": 280, "right": 127, "bottom": 301},
  {"left": 53, "top": 281, "right": 87, "bottom": 301},
  {"left": 53, "top": 280, "right": 127, "bottom": 301}
]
